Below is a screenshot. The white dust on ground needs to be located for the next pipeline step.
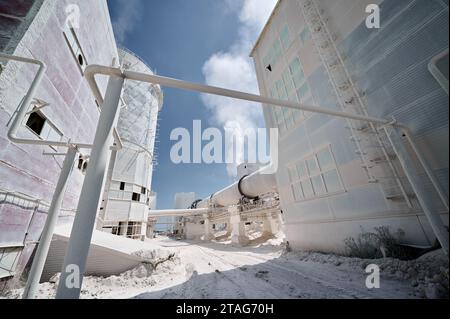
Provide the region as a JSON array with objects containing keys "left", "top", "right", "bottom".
[{"left": 4, "top": 234, "right": 448, "bottom": 299}]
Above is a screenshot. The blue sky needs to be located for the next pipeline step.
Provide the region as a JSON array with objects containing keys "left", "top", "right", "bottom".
[{"left": 108, "top": 0, "right": 276, "bottom": 209}]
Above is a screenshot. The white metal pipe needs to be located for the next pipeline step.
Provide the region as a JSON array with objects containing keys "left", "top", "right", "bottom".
[
  {"left": 84, "top": 64, "right": 392, "bottom": 126},
  {"left": 402, "top": 128, "right": 449, "bottom": 211},
  {"left": 81, "top": 64, "right": 449, "bottom": 260},
  {"left": 149, "top": 208, "right": 209, "bottom": 218},
  {"left": 0, "top": 53, "right": 94, "bottom": 149},
  {"left": 197, "top": 166, "right": 278, "bottom": 209},
  {"left": 55, "top": 76, "right": 125, "bottom": 299},
  {"left": 386, "top": 127, "right": 448, "bottom": 254},
  {"left": 22, "top": 146, "right": 78, "bottom": 299}
]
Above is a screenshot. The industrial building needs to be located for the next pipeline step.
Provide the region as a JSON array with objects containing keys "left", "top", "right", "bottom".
[
  {"left": 250, "top": 0, "right": 449, "bottom": 252},
  {"left": 0, "top": 0, "right": 161, "bottom": 292},
  {"left": 96, "top": 48, "right": 163, "bottom": 241},
  {"left": 0, "top": 0, "right": 448, "bottom": 300}
]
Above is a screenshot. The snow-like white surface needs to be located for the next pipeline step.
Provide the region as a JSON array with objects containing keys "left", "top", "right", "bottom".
[
  {"left": 53, "top": 224, "right": 162, "bottom": 255},
  {"left": 4, "top": 236, "right": 447, "bottom": 299}
]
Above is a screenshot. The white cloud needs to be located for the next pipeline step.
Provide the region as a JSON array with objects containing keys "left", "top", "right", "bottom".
[
  {"left": 202, "top": 0, "right": 277, "bottom": 177},
  {"left": 111, "top": 0, "right": 143, "bottom": 44}
]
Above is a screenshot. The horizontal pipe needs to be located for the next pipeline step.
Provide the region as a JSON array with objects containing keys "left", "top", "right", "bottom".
[
  {"left": 83, "top": 64, "right": 448, "bottom": 253},
  {"left": 197, "top": 166, "right": 278, "bottom": 208},
  {"left": 148, "top": 208, "right": 209, "bottom": 218},
  {"left": 0, "top": 54, "right": 119, "bottom": 150},
  {"left": 84, "top": 64, "right": 392, "bottom": 126}
]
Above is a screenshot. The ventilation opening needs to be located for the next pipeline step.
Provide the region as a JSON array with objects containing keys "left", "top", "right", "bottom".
[
  {"left": 26, "top": 112, "right": 46, "bottom": 136},
  {"left": 132, "top": 193, "right": 141, "bottom": 202},
  {"left": 78, "top": 54, "right": 84, "bottom": 66},
  {"left": 266, "top": 64, "right": 272, "bottom": 72}
]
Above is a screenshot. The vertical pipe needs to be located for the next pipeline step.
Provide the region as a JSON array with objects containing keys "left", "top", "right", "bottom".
[
  {"left": 56, "top": 76, "right": 124, "bottom": 299},
  {"left": 402, "top": 129, "right": 449, "bottom": 211},
  {"left": 386, "top": 127, "right": 449, "bottom": 254},
  {"left": 22, "top": 146, "right": 78, "bottom": 299}
]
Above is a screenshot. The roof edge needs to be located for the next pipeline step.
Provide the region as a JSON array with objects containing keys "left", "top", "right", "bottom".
[{"left": 249, "top": 0, "right": 282, "bottom": 57}]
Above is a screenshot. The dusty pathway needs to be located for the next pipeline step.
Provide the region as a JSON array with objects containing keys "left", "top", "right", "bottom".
[{"left": 134, "top": 238, "right": 416, "bottom": 299}]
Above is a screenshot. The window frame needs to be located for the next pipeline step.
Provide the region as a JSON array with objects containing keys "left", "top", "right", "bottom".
[
  {"left": 24, "top": 107, "right": 64, "bottom": 151},
  {"left": 288, "top": 145, "right": 345, "bottom": 202},
  {"left": 63, "top": 24, "right": 88, "bottom": 74}
]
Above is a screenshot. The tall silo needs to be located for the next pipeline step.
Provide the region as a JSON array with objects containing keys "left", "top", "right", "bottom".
[{"left": 97, "top": 48, "right": 163, "bottom": 241}]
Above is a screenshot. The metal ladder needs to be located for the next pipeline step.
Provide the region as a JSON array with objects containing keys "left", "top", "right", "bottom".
[{"left": 299, "top": 0, "right": 416, "bottom": 208}]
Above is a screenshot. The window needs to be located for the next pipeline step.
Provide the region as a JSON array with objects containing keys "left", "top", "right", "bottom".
[
  {"left": 120, "top": 182, "right": 125, "bottom": 191},
  {"left": 25, "top": 109, "right": 63, "bottom": 142},
  {"left": 288, "top": 146, "right": 343, "bottom": 201},
  {"left": 280, "top": 25, "right": 291, "bottom": 50},
  {"left": 141, "top": 187, "right": 146, "bottom": 195},
  {"left": 26, "top": 112, "right": 45, "bottom": 136},
  {"left": 63, "top": 25, "right": 88, "bottom": 73},
  {"left": 132, "top": 193, "right": 141, "bottom": 202},
  {"left": 289, "top": 57, "right": 305, "bottom": 89},
  {"left": 299, "top": 27, "right": 311, "bottom": 46},
  {"left": 0, "top": 247, "right": 21, "bottom": 280},
  {"left": 269, "top": 56, "right": 311, "bottom": 137},
  {"left": 126, "top": 222, "right": 142, "bottom": 239}
]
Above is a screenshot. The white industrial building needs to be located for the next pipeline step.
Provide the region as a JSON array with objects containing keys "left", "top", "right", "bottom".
[
  {"left": 0, "top": 0, "right": 162, "bottom": 293},
  {"left": 250, "top": 0, "right": 449, "bottom": 252},
  {"left": 0, "top": 0, "right": 119, "bottom": 291},
  {"left": 97, "top": 48, "right": 163, "bottom": 241}
]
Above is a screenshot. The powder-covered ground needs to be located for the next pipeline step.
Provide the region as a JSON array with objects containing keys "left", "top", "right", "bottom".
[{"left": 4, "top": 235, "right": 448, "bottom": 299}]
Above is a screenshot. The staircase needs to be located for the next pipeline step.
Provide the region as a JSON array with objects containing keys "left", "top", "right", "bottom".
[{"left": 299, "top": 0, "right": 417, "bottom": 208}]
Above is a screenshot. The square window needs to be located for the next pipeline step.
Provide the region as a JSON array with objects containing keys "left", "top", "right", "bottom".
[
  {"left": 132, "top": 193, "right": 141, "bottom": 202},
  {"left": 323, "top": 170, "right": 342, "bottom": 193},
  {"left": 300, "top": 28, "right": 311, "bottom": 46},
  {"left": 282, "top": 69, "right": 295, "bottom": 94},
  {"left": 296, "top": 162, "right": 307, "bottom": 179},
  {"left": 306, "top": 157, "right": 319, "bottom": 175},
  {"left": 26, "top": 112, "right": 46, "bottom": 136},
  {"left": 302, "top": 179, "right": 314, "bottom": 198},
  {"left": 297, "top": 83, "right": 310, "bottom": 100},
  {"left": 311, "top": 175, "right": 326, "bottom": 195},
  {"left": 292, "top": 182, "right": 304, "bottom": 201},
  {"left": 288, "top": 166, "right": 298, "bottom": 182},
  {"left": 317, "top": 148, "right": 334, "bottom": 170},
  {"left": 280, "top": 25, "right": 291, "bottom": 50}
]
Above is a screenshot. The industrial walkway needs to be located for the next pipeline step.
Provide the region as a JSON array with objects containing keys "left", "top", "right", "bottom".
[{"left": 133, "top": 238, "right": 416, "bottom": 299}]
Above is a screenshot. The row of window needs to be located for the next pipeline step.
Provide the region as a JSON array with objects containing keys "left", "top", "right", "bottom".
[
  {"left": 288, "top": 146, "right": 344, "bottom": 202},
  {"left": 263, "top": 25, "right": 294, "bottom": 71},
  {"left": 269, "top": 55, "right": 315, "bottom": 136},
  {"left": 108, "top": 221, "right": 143, "bottom": 239},
  {"left": 119, "top": 181, "right": 146, "bottom": 195},
  {"left": 23, "top": 26, "right": 88, "bottom": 149}
]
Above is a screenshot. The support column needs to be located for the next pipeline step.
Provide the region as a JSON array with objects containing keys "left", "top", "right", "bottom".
[
  {"left": 56, "top": 76, "right": 124, "bottom": 299},
  {"left": 262, "top": 211, "right": 280, "bottom": 237},
  {"left": 229, "top": 207, "right": 249, "bottom": 246},
  {"left": 23, "top": 146, "right": 78, "bottom": 299},
  {"left": 203, "top": 215, "right": 214, "bottom": 241}
]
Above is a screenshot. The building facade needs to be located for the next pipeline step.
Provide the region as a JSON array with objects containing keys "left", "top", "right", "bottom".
[
  {"left": 97, "top": 48, "right": 163, "bottom": 241},
  {"left": 251, "top": 0, "right": 449, "bottom": 252},
  {"left": 0, "top": 0, "right": 119, "bottom": 290}
]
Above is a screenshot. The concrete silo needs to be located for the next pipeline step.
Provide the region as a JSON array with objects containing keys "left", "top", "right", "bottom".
[{"left": 97, "top": 48, "right": 163, "bottom": 241}]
